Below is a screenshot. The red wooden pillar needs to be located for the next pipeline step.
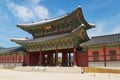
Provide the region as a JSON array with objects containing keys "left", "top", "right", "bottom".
[
  {"left": 103, "top": 46, "right": 106, "bottom": 67},
  {"left": 39, "top": 49, "right": 42, "bottom": 66},
  {"left": 119, "top": 44, "right": 120, "bottom": 54},
  {"left": 87, "top": 47, "right": 89, "bottom": 67},
  {"left": 55, "top": 48, "right": 58, "bottom": 66},
  {"left": 73, "top": 47, "right": 77, "bottom": 66},
  {"left": 0, "top": 55, "right": 1, "bottom": 63},
  {"left": 28, "top": 51, "right": 30, "bottom": 66},
  {"left": 62, "top": 52, "right": 67, "bottom": 66},
  {"left": 22, "top": 51, "right": 25, "bottom": 65}
]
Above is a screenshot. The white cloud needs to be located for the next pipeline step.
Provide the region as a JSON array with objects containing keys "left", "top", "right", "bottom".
[
  {"left": 7, "top": 2, "right": 34, "bottom": 21},
  {"left": 5, "top": 0, "right": 49, "bottom": 22},
  {"left": 34, "top": 6, "right": 49, "bottom": 19}
]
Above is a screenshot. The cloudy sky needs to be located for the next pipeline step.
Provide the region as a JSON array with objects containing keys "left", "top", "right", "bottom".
[{"left": 0, "top": 0, "right": 120, "bottom": 48}]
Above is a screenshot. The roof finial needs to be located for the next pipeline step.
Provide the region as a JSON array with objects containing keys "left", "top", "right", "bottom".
[{"left": 78, "top": 5, "right": 82, "bottom": 8}]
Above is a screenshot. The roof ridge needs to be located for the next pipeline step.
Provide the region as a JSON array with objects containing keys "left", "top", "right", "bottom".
[{"left": 92, "top": 33, "right": 120, "bottom": 38}]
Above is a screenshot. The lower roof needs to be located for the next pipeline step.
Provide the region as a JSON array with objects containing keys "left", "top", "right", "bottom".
[
  {"left": 0, "top": 46, "right": 24, "bottom": 54},
  {"left": 80, "top": 33, "right": 120, "bottom": 46}
]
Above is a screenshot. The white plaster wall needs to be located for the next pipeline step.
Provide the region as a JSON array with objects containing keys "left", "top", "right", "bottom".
[
  {"left": 88, "top": 62, "right": 105, "bottom": 67},
  {"left": 4, "top": 63, "right": 10, "bottom": 68},
  {"left": 106, "top": 61, "right": 120, "bottom": 67},
  {"left": 16, "top": 63, "right": 22, "bottom": 67}
]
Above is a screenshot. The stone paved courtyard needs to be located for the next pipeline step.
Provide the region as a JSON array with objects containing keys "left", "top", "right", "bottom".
[{"left": 0, "top": 69, "right": 120, "bottom": 80}]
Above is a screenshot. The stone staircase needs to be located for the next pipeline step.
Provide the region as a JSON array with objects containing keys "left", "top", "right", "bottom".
[{"left": 13, "top": 66, "right": 81, "bottom": 73}]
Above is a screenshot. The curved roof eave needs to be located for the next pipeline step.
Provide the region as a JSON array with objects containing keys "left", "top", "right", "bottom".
[
  {"left": 12, "top": 24, "right": 86, "bottom": 44},
  {"left": 17, "top": 6, "right": 93, "bottom": 30}
]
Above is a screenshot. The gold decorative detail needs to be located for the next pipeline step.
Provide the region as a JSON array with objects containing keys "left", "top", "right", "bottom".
[{"left": 44, "top": 26, "right": 51, "bottom": 30}]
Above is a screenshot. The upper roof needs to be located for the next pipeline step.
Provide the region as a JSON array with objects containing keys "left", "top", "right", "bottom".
[
  {"left": 0, "top": 46, "right": 24, "bottom": 54},
  {"left": 80, "top": 33, "right": 120, "bottom": 46},
  {"left": 17, "top": 6, "right": 95, "bottom": 35}
]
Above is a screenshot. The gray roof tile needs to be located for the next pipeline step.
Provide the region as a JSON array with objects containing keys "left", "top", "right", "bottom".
[
  {"left": 0, "top": 47, "right": 24, "bottom": 54},
  {"left": 80, "top": 33, "right": 120, "bottom": 46}
]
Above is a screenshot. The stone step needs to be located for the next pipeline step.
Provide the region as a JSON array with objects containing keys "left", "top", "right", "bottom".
[{"left": 13, "top": 66, "right": 82, "bottom": 73}]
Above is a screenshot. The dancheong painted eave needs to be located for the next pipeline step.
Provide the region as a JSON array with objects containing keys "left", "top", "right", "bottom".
[
  {"left": 12, "top": 24, "right": 86, "bottom": 43},
  {"left": 16, "top": 6, "right": 95, "bottom": 35},
  {"left": 11, "top": 24, "right": 90, "bottom": 51}
]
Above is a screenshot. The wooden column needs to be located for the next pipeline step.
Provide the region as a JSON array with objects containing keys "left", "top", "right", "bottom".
[
  {"left": 50, "top": 53, "right": 53, "bottom": 65},
  {"left": 0, "top": 55, "right": 1, "bottom": 63},
  {"left": 55, "top": 48, "right": 58, "bottom": 66},
  {"left": 103, "top": 46, "right": 106, "bottom": 67},
  {"left": 39, "top": 49, "right": 42, "bottom": 66},
  {"left": 119, "top": 44, "right": 120, "bottom": 54},
  {"left": 47, "top": 53, "right": 51, "bottom": 66},
  {"left": 86, "top": 47, "right": 89, "bottom": 67},
  {"left": 62, "top": 52, "right": 67, "bottom": 66},
  {"left": 28, "top": 51, "right": 30, "bottom": 66},
  {"left": 73, "top": 47, "right": 77, "bottom": 66}
]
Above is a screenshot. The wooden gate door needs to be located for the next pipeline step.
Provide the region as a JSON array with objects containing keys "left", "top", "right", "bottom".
[{"left": 77, "top": 53, "right": 88, "bottom": 67}]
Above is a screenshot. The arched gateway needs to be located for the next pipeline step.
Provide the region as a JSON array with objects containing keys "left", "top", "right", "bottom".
[{"left": 12, "top": 6, "right": 95, "bottom": 66}]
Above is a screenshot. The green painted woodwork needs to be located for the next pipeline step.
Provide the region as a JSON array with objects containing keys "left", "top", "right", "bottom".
[
  {"left": 109, "top": 50, "right": 116, "bottom": 60},
  {"left": 106, "top": 44, "right": 118, "bottom": 48},
  {"left": 82, "top": 47, "right": 87, "bottom": 52},
  {"left": 27, "top": 28, "right": 87, "bottom": 51},
  {"left": 89, "top": 45, "right": 101, "bottom": 50},
  {"left": 93, "top": 51, "right": 99, "bottom": 61}
]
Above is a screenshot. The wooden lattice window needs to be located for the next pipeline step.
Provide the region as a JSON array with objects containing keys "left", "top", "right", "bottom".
[
  {"left": 109, "top": 50, "right": 116, "bottom": 60},
  {"left": 93, "top": 51, "right": 99, "bottom": 61}
]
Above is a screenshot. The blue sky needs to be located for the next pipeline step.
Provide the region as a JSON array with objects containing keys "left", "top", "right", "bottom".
[{"left": 0, "top": 0, "right": 120, "bottom": 48}]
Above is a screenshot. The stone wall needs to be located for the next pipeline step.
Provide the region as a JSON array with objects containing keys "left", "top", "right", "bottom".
[{"left": 0, "top": 63, "right": 22, "bottom": 68}]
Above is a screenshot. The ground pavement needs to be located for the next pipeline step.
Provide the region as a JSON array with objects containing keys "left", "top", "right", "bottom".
[{"left": 0, "top": 69, "right": 120, "bottom": 80}]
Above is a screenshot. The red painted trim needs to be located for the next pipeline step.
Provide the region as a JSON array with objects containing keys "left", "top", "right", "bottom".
[
  {"left": 39, "top": 49, "right": 42, "bottom": 66},
  {"left": 119, "top": 44, "right": 120, "bottom": 54},
  {"left": 28, "top": 51, "right": 30, "bottom": 66},
  {"left": 55, "top": 47, "right": 58, "bottom": 66},
  {"left": 73, "top": 47, "right": 77, "bottom": 66}
]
